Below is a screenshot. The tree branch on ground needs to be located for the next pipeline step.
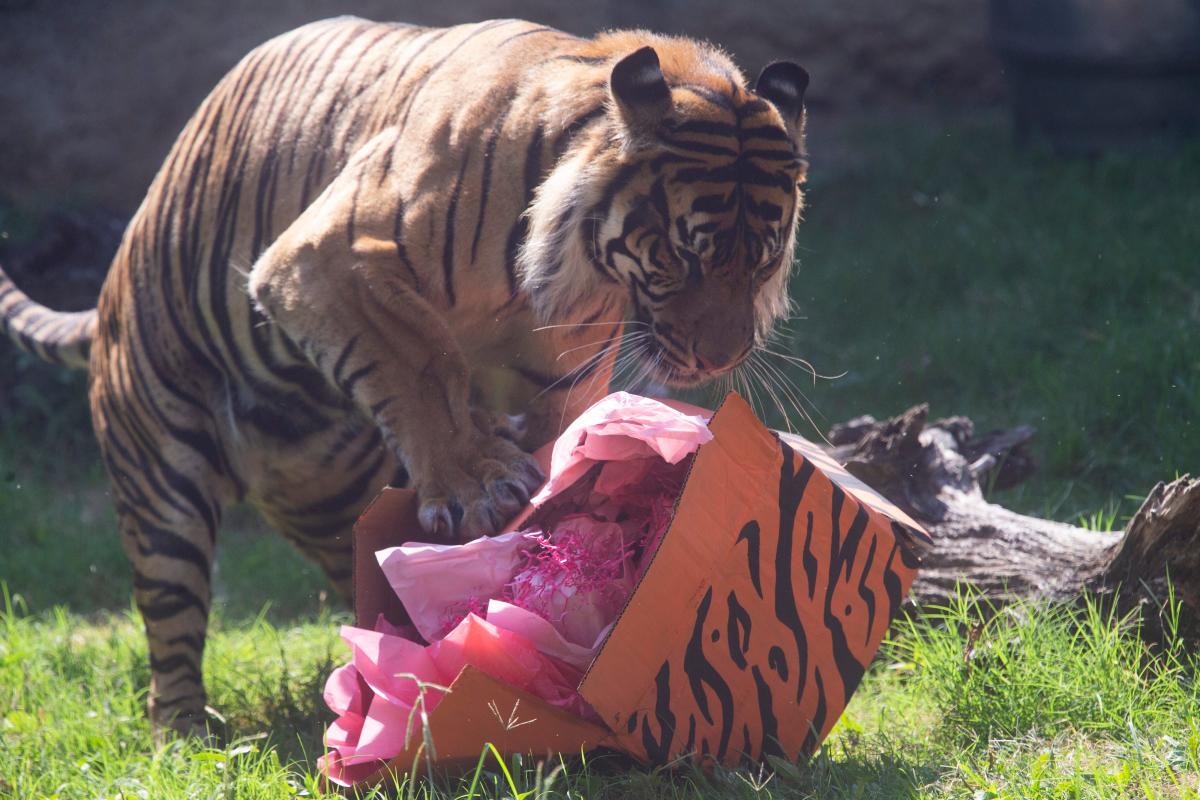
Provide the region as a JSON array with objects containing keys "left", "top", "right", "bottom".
[{"left": 826, "top": 405, "right": 1199, "bottom": 634}]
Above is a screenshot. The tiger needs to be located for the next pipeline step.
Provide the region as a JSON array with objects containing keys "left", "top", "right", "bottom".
[{"left": 0, "top": 16, "right": 808, "bottom": 737}]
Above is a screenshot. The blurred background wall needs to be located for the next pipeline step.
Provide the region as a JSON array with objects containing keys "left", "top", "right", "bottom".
[{"left": 0, "top": 0, "right": 1003, "bottom": 214}]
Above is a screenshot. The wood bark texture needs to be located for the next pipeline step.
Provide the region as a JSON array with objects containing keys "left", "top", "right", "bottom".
[{"left": 825, "top": 405, "right": 1199, "bottom": 624}]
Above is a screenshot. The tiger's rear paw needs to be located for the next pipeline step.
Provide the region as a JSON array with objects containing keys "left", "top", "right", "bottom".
[
  {"left": 415, "top": 435, "right": 544, "bottom": 540},
  {"left": 150, "top": 701, "right": 225, "bottom": 747}
]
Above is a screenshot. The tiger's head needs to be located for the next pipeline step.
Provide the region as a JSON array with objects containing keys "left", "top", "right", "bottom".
[{"left": 521, "top": 37, "right": 808, "bottom": 388}]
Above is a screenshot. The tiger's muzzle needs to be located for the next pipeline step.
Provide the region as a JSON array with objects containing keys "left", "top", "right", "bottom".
[{"left": 647, "top": 291, "right": 756, "bottom": 387}]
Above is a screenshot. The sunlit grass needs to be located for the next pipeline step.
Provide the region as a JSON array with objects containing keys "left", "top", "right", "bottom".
[{"left": 1, "top": 584, "right": 1196, "bottom": 799}]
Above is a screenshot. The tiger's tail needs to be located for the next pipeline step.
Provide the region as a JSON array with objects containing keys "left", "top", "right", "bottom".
[{"left": 0, "top": 262, "right": 97, "bottom": 370}]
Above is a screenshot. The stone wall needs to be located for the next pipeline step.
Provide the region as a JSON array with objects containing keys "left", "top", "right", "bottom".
[{"left": 0, "top": 0, "right": 1003, "bottom": 214}]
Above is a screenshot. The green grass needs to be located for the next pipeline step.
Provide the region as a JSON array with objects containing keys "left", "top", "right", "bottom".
[
  {"left": 1, "top": 588, "right": 1196, "bottom": 799},
  {"left": 0, "top": 456, "right": 337, "bottom": 620},
  {"left": 2, "top": 112, "right": 1199, "bottom": 797}
]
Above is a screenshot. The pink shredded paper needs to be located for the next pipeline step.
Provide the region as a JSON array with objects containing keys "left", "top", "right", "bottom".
[{"left": 321, "top": 393, "right": 713, "bottom": 785}]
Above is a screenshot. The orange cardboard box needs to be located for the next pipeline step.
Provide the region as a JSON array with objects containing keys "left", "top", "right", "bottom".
[{"left": 345, "top": 393, "right": 930, "bottom": 782}]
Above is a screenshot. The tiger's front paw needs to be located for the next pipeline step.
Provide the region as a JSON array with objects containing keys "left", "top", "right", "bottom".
[
  {"left": 414, "top": 434, "right": 544, "bottom": 540},
  {"left": 471, "top": 407, "right": 528, "bottom": 444}
]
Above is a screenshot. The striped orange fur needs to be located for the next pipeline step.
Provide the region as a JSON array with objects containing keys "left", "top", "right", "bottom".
[{"left": 0, "top": 17, "right": 808, "bottom": 736}]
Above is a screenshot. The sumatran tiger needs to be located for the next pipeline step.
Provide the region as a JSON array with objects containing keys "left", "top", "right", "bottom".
[{"left": 0, "top": 17, "right": 808, "bottom": 736}]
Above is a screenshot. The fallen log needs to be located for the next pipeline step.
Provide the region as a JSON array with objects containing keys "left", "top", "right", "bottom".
[{"left": 825, "top": 405, "right": 1199, "bottom": 629}]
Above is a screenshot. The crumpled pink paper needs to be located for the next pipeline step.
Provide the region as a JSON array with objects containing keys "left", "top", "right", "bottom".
[
  {"left": 482, "top": 599, "right": 599, "bottom": 671},
  {"left": 532, "top": 391, "right": 711, "bottom": 503},
  {"left": 377, "top": 530, "right": 532, "bottom": 642},
  {"left": 428, "top": 612, "right": 589, "bottom": 717},
  {"left": 321, "top": 392, "right": 713, "bottom": 785},
  {"left": 318, "top": 625, "right": 439, "bottom": 785},
  {"left": 319, "top": 614, "right": 589, "bottom": 786}
]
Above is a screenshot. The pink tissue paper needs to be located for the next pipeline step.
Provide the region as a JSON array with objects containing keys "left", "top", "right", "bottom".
[{"left": 319, "top": 393, "right": 713, "bottom": 785}]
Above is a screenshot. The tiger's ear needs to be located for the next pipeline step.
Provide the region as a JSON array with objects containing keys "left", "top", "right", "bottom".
[
  {"left": 755, "top": 61, "right": 809, "bottom": 138},
  {"left": 610, "top": 46, "right": 672, "bottom": 135}
]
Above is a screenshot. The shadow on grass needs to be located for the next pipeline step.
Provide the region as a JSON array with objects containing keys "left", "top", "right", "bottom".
[
  {"left": 407, "top": 746, "right": 941, "bottom": 799},
  {"left": 0, "top": 441, "right": 344, "bottom": 623},
  {"left": 210, "top": 633, "right": 338, "bottom": 767},
  {"left": 785, "top": 746, "right": 939, "bottom": 800}
]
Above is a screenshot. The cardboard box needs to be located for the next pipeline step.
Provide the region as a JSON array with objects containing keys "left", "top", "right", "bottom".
[{"left": 344, "top": 393, "right": 930, "bottom": 782}]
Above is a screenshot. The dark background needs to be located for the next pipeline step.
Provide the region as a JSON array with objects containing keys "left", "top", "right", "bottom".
[{"left": 0, "top": 0, "right": 1002, "bottom": 214}]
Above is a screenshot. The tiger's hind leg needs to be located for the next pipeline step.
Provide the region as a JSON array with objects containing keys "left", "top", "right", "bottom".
[
  {"left": 249, "top": 420, "right": 407, "bottom": 605},
  {"left": 118, "top": 509, "right": 218, "bottom": 738},
  {"left": 258, "top": 509, "right": 358, "bottom": 604},
  {"left": 95, "top": 390, "right": 238, "bottom": 738}
]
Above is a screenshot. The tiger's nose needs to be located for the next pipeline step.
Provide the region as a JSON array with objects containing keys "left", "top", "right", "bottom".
[{"left": 694, "top": 332, "right": 752, "bottom": 373}]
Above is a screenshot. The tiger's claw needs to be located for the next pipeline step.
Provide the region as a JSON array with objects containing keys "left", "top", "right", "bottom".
[{"left": 415, "top": 435, "right": 544, "bottom": 541}]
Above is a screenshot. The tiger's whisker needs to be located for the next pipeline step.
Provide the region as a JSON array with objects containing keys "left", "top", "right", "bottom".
[
  {"left": 533, "top": 320, "right": 649, "bottom": 333},
  {"left": 747, "top": 357, "right": 795, "bottom": 434},
  {"left": 628, "top": 347, "right": 663, "bottom": 394},
  {"left": 607, "top": 341, "right": 647, "bottom": 391},
  {"left": 735, "top": 360, "right": 764, "bottom": 420},
  {"left": 757, "top": 356, "right": 810, "bottom": 425},
  {"left": 757, "top": 351, "right": 831, "bottom": 423},
  {"left": 628, "top": 344, "right": 660, "bottom": 392},
  {"left": 554, "top": 331, "right": 648, "bottom": 362},
  {"left": 752, "top": 354, "right": 801, "bottom": 435},
  {"left": 755, "top": 353, "right": 834, "bottom": 445},
  {"left": 559, "top": 339, "right": 634, "bottom": 430},
  {"left": 758, "top": 347, "right": 846, "bottom": 383},
  {"left": 534, "top": 335, "right": 626, "bottom": 402}
]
